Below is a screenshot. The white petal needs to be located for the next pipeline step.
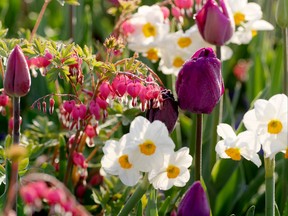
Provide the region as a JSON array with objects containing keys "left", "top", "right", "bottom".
[
  {"left": 217, "top": 123, "right": 236, "bottom": 139},
  {"left": 237, "top": 131, "right": 261, "bottom": 152},
  {"left": 243, "top": 3, "right": 262, "bottom": 20},
  {"left": 129, "top": 116, "right": 150, "bottom": 136},
  {"left": 119, "top": 169, "right": 142, "bottom": 186},
  {"left": 215, "top": 140, "right": 230, "bottom": 158},
  {"left": 249, "top": 20, "right": 274, "bottom": 31},
  {"left": 173, "top": 147, "right": 193, "bottom": 168},
  {"left": 174, "top": 169, "right": 190, "bottom": 187},
  {"left": 243, "top": 109, "right": 259, "bottom": 131}
]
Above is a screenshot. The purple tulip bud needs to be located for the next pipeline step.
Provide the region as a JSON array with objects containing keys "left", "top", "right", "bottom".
[
  {"left": 4, "top": 45, "right": 31, "bottom": 97},
  {"left": 146, "top": 89, "right": 178, "bottom": 133},
  {"left": 177, "top": 181, "right": 210, "bottom": 216},
  {"left": 195, "top": 0, "right": 234, "bottom": 46},
  {"left": 176, "top": 48, "right": 224, "bottom": 114}
]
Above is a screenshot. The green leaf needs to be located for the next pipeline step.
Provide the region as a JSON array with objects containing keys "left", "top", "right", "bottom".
[
  {"left": 145, "top": 189, "right": 158, "bottom": 216},
  {"left": 58, "top": 135, "right": 66, "bottom": 181},
  {"left": 245, "top": 206, "right": 255, "bottom": 216},
  {"left": 121, "top": 109, "right": 141, "bottom": 126},
  {"left": 33, "top": 38, "right": 45, "bottom": 54},
  {"left": 61, "top": 43, "right": 74, "bottom": 58},
  {"left": 283, "top": 198, "right": 288, "bottom": 216},
  {"left": 158, "top": 196, "right": 171, "bottom": 216}
]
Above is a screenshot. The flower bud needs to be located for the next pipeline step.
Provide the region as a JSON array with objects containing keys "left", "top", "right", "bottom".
[
  {"left": 195, "top": 0, "right": 234, "bottom": 46},
  {"left": 174, "top": 0, "right": 194, "bottom": 9},
  {"left": 146, "top": 89, "right": 178, "bottom": 133},
  {"left": 176, "top": 48, "right": 224, "bottom": 114},
  {"left": 275, "top": 0, "right": 288, "bottom": 28},
  {"left": 4, "top": 45, "right": 31, "bottom": 97},
  {"left": 177, "top": 181, "right": 210, "bottom": 216}
]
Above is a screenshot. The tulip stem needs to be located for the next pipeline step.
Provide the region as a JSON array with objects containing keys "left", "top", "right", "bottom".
[
  {"left": 195, "top": 114, "right": 203, "bottom": 181},
  {"left": 264, "top": 157, "right": 275, "bottom": 216},
  {"left": 3, "top": 96, "right": 20, "bottom": 214},
  {"left": 118, "top": 174, "right": 150, "bottom": 216},
  {"left": 283, "top": 28, "right": 288, "bottom": 95}
]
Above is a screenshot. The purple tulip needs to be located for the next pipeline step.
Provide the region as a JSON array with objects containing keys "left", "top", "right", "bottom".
[
  {"left": 195, "top": 0, "right": 234, "bottom": 46},
  {"left": 177, "top": 181, "right": 210, "bottom": 216},
  {"left": 176, "top": 47, "right": 224, "bottom": 114},
  {"left": 146, "top": 89, "right": 178, "bottom": 133},
  {"left": 4, "top": 45, "right": 31, "bottom": 97}
]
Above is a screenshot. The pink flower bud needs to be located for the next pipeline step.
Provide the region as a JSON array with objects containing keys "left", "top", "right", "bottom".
[
  {"left": 99, "top": 81, "right": 111, "bottom": 99},
  {"left": 26, "top": 51, "right": 52, "bottom": 69},
  {"left": 85, "top": 125, "right": 96, "bottom": 138},
  {"left": 176, "top": 48, "right": 224, "bottom": 114},
  {"left": 63, "top": 100, "right": 76, "bottom": 113},
  {"left": 4, "top": 45, "right": 31, "bottom": 97},
  {"left": 96, "top": 97, "right": 108, "bottom": 110},
  {"left": 121, "top": 21, "right": 135, "bottom": 36},
  {"left": 72, "top": 152, "right": 87, "bottom": 168},
  {"left": 174, "top": 0, "right": 194, "bottom": 9},
  {"left": 89, "top": 100, "right": 101, "bottom": 120},
  {"left": 161, "top": 6, "right": 170, "bottom": 19},
  {"left": 172, "top": 6, "right": 183, "bottom": 20},
  {"left": 20, "top": 185, "right": 38, "bottom": 204},
  {"left": 195, "top": 0, "right": 234, "bottom": 45},
  {"left": 0, "top": 93, "right": 9, "bottom": 107},
  {"left": 71, "top": 104, "right": 86, "bottom": 120},
  {"left": 127, "top": 82, "right": 142, "bottom": 98},
  {"left": 45, "top": 188, "right": 66, "bottom": 205},
  {"left": 42, "top": 101, "right": 47, "bottom": 113},
  {"left": 49, "top": 98, "right": 55, "bottom": 114}
]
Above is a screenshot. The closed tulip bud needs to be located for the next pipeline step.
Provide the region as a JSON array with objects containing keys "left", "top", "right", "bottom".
[
  {"left": 146, "top": 89, "right": 178, "bottom": 133},
  {"left": 4, "top": 45, "right": 31, "bottom": 97},
  {"left": 195, "top": 0, "right": 234, "bottom": 46},
  {"left": 176, "top": 48, "right": 224, "bottom": 114},
  {"left": 177, "top": 181, "right": 210, "bottom": 216},
  {"left": 275, "top": 0, "right": 288, "bottom": 28}
]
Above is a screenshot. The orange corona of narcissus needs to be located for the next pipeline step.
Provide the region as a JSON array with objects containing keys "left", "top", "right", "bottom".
[
  {"left": 176, "top": 47, "right": 224, "bottom": 114},
  {"left": 4, "top": 45, "right": 31, "bottom": 97}
]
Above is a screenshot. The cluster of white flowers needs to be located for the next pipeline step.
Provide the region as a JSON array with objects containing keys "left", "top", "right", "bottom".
[
  {"left": 122, "top": 1, "right": 273, "bottom": 76},
  {"left": 101, "top": 116, "right": 192, "bottom": 190},
  {"left": 227, "top": 0, "right": 274, "bottom": 44},
  {"left": 123, "top": 4, "right": 232, "bottom": 76},
  {"left": 216, "top": 94, "right": 288, "bottom": 166}
]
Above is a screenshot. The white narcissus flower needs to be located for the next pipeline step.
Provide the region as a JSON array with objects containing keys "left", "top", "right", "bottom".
[
  {"left": 101, "top": 135, "right": 142, "bottom": 186},
  {"left": 125, "top": 5, "right": 169, "bottom": 58},
  {"left": 230, "top": 20, "right": 274, "bottom": 45},
  {"left": 216, "top": 123, "right": 261, "bottom": 167},
  {"left": 226, "top": 0, "right": 274, "bottom": 45},
  {"left": 243, "top": 94, "right": 288, "bottom": 159},
  {"left": 158, "top": 25, "right": 209, "bottom": 76},
  {"left": 148, "top": 147, "right": 192, "bottom": 190},
  {"left": 124, "top": 116, "right": 175, "bottom": 172}
]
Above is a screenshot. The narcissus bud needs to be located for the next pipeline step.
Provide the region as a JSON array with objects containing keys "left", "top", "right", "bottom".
[
  {"left": 4, "top": 45, "right": 31, "bottom": 97},
  {"left": 146, "top": 89, "right": 178, "bottom": 133},
  {"left": 177, "top": 181, "right": 210, "bottom": 216},
  {"left": 275, "top": 0, "right": 288, "bottom": 28},
  {"left": 195, "top": 0, "right": 234, "bottom": 46},
  {"left": 176, "top": 48, "right": 224, "bottom": 114}
]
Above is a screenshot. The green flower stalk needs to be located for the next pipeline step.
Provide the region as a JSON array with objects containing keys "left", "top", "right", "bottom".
[{"left": 3, "top": 45, "right": 31, "bottom": 214}]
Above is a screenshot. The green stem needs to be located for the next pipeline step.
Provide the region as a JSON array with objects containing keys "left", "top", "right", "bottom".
[
  {"left": 283, "top": 28, "right": 288, "bottom": 95},
  {"left": 264, "top": 157, "right": 275, "bottom": 216},
  {"left": 118, "top": 175, "right": 150, "bottom": 216},
  {"left": 195, "top": 114, "right": 203, "bottom": 181},
  {"left": 3, "top": 97, "right": 20, "bottom": 214}
]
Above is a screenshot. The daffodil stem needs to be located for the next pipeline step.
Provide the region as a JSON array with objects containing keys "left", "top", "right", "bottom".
[
  {"left": 118, "top": 174, "right": 150, "bottom": 216},
  {"left": 195, "top": 114, "right": 203, "bottom": 181},
  {"left": 283, "top": 28, "right": 288, "bottom": 95},
  {"left": 4, "top": 96, "right": 20, "bottom": 214},
  {"left": 264, "top": 157, "right": 275, "bottom": 216}
]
